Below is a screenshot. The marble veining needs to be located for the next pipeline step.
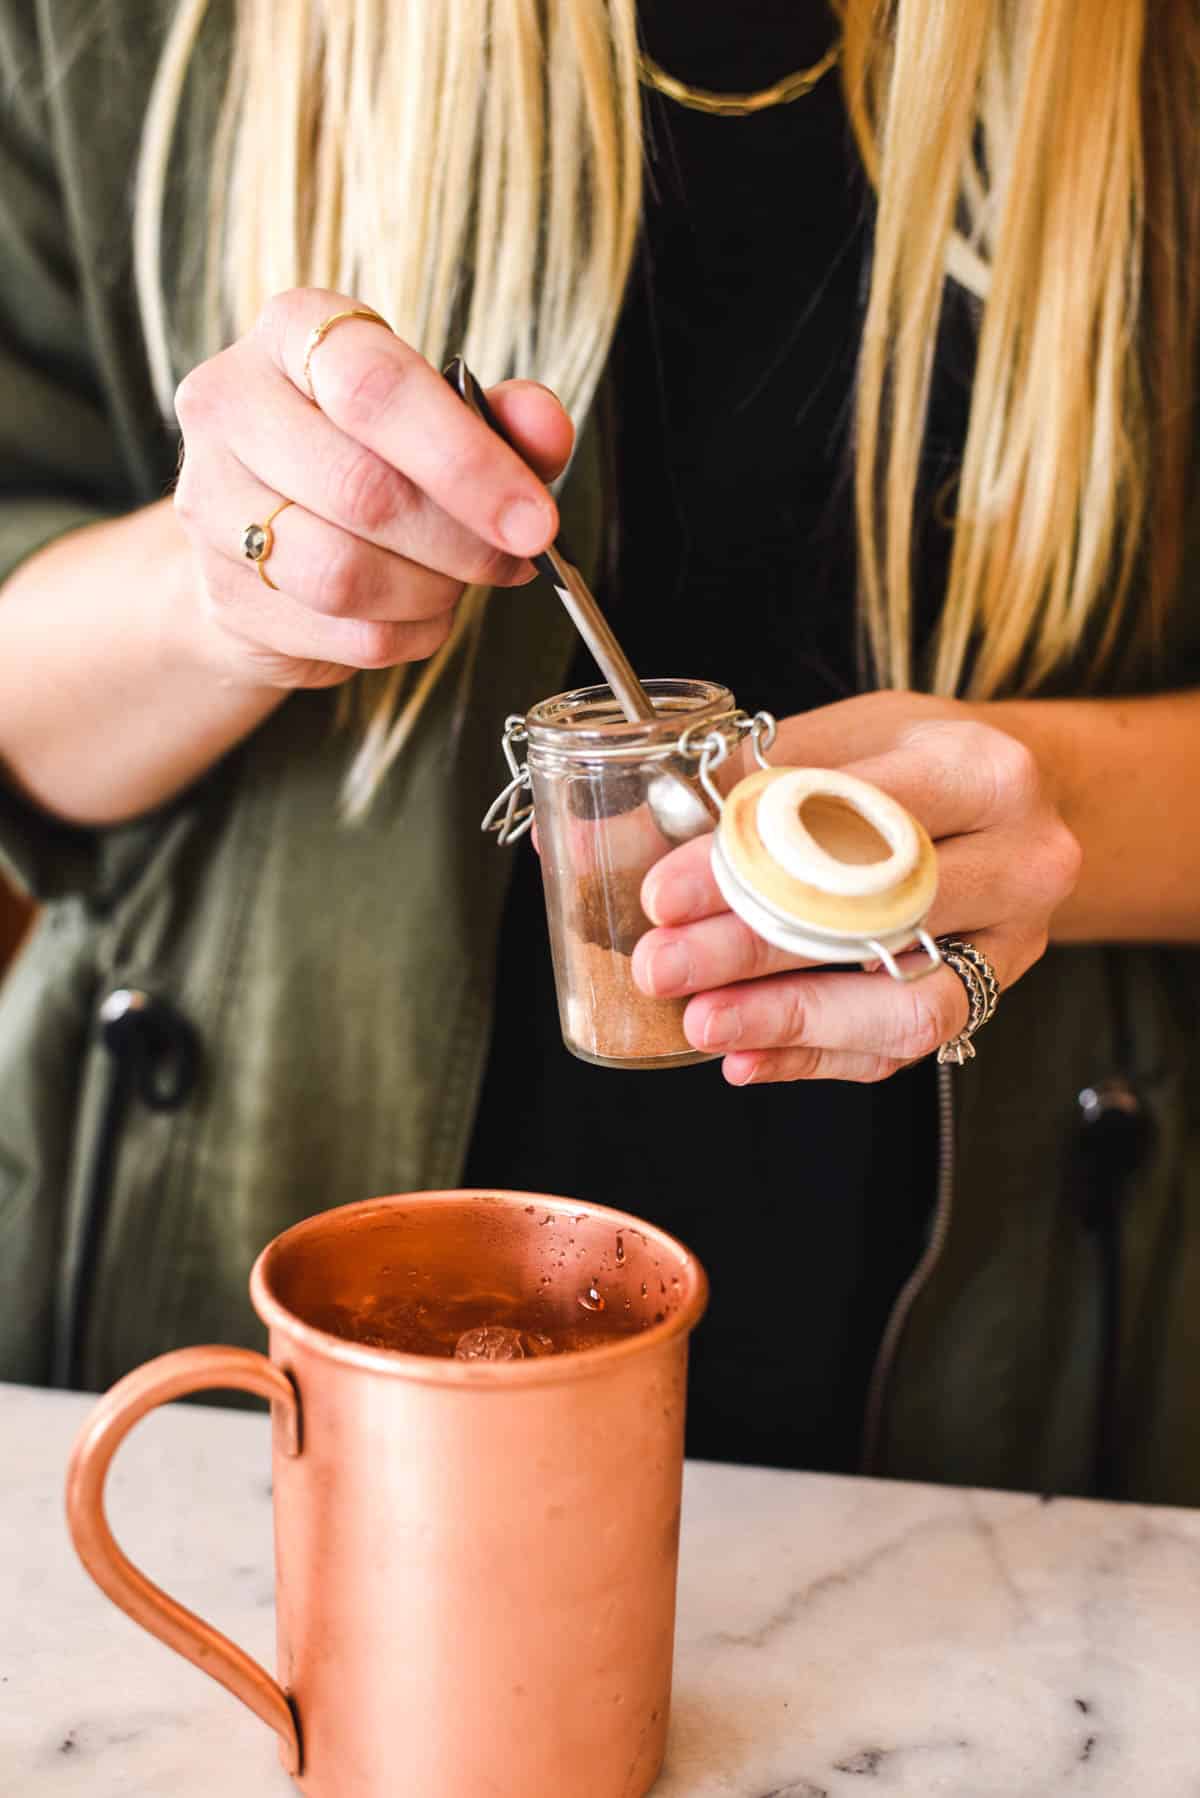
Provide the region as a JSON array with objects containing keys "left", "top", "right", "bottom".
[{"left": 3, "top": 1383, "right": 1200, "bottom": 1796}]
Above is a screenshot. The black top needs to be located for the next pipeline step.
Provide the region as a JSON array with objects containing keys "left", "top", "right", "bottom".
[{"left": 464, "top": 1, "right": 948, "bottom": 1473}]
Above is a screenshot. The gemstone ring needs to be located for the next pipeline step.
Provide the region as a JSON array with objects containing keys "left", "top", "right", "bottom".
[{"left": 241, "top": 498, "right": 294, "bottom": 591}]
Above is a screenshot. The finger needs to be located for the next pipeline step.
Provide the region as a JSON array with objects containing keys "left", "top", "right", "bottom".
[
  {"left": 197, "top": 532, "right": 457, "bottom": 674},
  {"left": 636, "top": 807, "right": 1018, "bottom": 950},
  {"left": 486, "top": 380, "right": 575, "bottom": 483},
  {"left": 920, "top": 828, "right": 1050, "bottom": 940},
  {"left": 919, "top": 811, "right": 1078, "bottom": 941},
  {"left": 640, "top": 833, "right": 725, "bottom": 926},
  {"left": 186, "top": 349, "right": 538, "bottom": 589},
  {"left": 258, "top": 290, "right": 562, "bottom": 556},
  {"left": 842, "top": 719, "right": 1040, "bottom": 841},
  {"left": 636, "top": 812, "right": 1011, "bottom": 959},
  {"left": 721, "top": 1047, "right": 907, "bottom": 1087},
  {"left": 680, "top": 925, "right": 1027, "bottom": 1060},
  {"left": 188, "top": 461, "right": 468, "bottom": 624},
  {"left": 921, "top": 832, "right": 1006, "bottom": 940},
  {"left": 637, "top": 827, "right": 1047, "bottom": 1000},
  {"left": 203, "top": 564, "right": 456, "bottom": 672},
  {"left": 632, "top": 910, "right": 812, "bottom": 999}
]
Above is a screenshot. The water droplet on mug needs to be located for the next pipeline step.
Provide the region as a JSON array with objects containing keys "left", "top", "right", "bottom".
[
  {"left": 641, "top": 1282, "right": 648, "bottom": 1298},
  {"left": 525, "top": 1205, "right": 535, "bottom": 1215},
  {"left": 454, "top": 1326, "right": 525, "bottom": 1361},
  {"left": 615, "top": 1234, "right": 625, "bottom": 1265},
  {"left": 578, "top": 1284, "right": 606, "bottom": 1313}
]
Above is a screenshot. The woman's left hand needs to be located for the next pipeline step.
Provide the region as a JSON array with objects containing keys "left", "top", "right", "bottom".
[{"left": 631, "top": 691, "right": 1082, "bottom": 1085}]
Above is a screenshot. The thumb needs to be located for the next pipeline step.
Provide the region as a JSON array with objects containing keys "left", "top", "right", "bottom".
[{"left": 486, "top": 380, "right": 575, "bottom": 485}]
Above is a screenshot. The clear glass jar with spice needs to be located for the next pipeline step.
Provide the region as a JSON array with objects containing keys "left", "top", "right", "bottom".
[{"left": 486, "top": 678, "right": 739, "bottom": 1069}]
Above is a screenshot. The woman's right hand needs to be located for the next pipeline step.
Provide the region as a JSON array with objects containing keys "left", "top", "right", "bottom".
[{"left": 172, "top": 288, "right": 572, "bottom": 689}]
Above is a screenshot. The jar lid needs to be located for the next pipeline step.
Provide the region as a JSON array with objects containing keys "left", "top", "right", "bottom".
[{"left": 712, "top": 766, "right": 939, "bottom": 966}]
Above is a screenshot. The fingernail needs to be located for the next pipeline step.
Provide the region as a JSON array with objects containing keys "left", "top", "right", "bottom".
[
  {"left": 703, "top": 1006, "right": 741, "bottom": 1049},
  {"left": 645, "top": 876, "right": 702, "bottom": 925},
  {"left": 498, "top": 497, "right": 553, "bottom": 555},
  {"left": 723, "top": 1054, "right": 756, "bottom": 1086},
  {"left": 646, "top": 942, "right": 691, "bottom": 994}
]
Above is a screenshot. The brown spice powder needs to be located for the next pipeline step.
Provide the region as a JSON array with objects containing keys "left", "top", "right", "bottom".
[
  {"left": 564, "top": 936, "right": 693, "bottom": 1061},
  {"left": 562, "top": 861, "right": 695, "bottom": 1062},
  {"left": 568, "top": 869, "right": 649, "bottom": 957}
]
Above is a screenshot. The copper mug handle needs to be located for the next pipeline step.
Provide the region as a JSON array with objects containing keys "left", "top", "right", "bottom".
[{"left": 65, "top": 1346, "right": 303, "bottom": 1776}]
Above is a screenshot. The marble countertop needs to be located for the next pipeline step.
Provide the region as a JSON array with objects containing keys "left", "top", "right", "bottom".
[{"left": 4, "top": 1382, "right": 1200, "bottom": 1796}]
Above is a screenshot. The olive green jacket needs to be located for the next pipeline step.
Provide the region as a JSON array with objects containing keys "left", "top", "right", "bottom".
[{"left": 3, "top": 3, "right": 1200, "bottom": 1504}]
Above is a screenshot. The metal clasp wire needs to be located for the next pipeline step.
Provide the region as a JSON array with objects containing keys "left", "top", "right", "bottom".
[
  {"left": 676, "top": 709, "right": 778, "bottom": 812},
  {"left": 746, "top": 710, "right": 777, "bottom": 768},
  {"left": 481, "top": 715, "right": 534, "bottom": 845},
  {"left": 864, "top": 929, "right": 943, "bottom": 984}
]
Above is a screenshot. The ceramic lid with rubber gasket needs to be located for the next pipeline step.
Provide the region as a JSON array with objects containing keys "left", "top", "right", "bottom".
[{"left": 710, "top": 765, "right": 941, "bottom": 978}]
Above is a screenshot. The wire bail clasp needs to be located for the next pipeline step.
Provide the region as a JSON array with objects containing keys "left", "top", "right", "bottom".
[
  {"left": 481, "top": 715, "right": 534, "bottom": 845},
  {"left": 862, "top": 930, "right": 943, "bottom": 984},
  {"left": 676, "top": 709, "right": 778, "bottom": 811}
]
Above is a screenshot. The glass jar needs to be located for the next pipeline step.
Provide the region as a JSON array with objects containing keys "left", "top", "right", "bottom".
[{"left": 496, "top": 679, "right": 739, "bottom": 1070}]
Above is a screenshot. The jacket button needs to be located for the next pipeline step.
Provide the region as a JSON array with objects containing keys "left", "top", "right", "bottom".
[
  {"left": 1073, "top": 1077, "right": 1154, "bottom": 1224},
  {"left": 97, "top": 988, "right": 199, "bottom": 1111}
]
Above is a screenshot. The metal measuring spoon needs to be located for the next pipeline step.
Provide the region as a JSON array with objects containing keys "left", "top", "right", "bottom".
[{"left": 443, "top": 358, "right": 715, "bottom": 843}]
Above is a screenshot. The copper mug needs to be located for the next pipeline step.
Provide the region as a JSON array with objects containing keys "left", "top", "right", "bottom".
[{"left": 65, "top": 1190, "right": 708, "bottom": 1797}]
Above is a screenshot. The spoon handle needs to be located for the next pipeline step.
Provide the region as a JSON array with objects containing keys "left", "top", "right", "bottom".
[
  {"left": 443, "top": 357, "right": 655, "bottom": 724},
  {"left": 539, "top": 547, "right": 656, "bottom": 723}
]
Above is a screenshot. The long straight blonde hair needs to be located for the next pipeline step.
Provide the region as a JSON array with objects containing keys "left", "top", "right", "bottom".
[{"left": 136, "top": 0, "right": 1200, "bottom": 812}]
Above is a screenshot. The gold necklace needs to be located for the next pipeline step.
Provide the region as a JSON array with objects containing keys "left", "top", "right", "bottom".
[{"left": 637, "top": 37, "right": 841, "bottom": 118}]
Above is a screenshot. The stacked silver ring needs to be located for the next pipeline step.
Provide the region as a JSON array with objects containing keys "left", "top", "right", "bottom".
[{"left": 935, "top": 937, "right": 1001, "bottom": 1065}]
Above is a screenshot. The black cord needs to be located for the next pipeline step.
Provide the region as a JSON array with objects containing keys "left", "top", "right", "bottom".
[
  {"left": 59, "top": 989, "right": 198, "bottom": 1388},
  {"left": 1071, "top": 1077, "right": 1154, "bottom": 1498}
]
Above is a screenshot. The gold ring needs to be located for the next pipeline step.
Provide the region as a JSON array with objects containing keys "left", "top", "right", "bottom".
[
  {"left": 241, "top": 498, "right": 294, "bottom": 591},
  {"left": 301, "top": 305, "right": 393, "bottom": 404}
]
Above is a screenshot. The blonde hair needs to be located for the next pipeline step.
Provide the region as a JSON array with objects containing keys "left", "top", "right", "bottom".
[
  {"left": 136, "top": 0, "right": 1199, "bottom": 811},
  {"left": 841, "top": 0, "right": 1198, "bottom": 697}
]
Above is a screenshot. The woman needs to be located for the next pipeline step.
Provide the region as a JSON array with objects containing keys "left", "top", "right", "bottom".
[{"left": 0, "top": 0, "right": 1197, "bottom": 1501}]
